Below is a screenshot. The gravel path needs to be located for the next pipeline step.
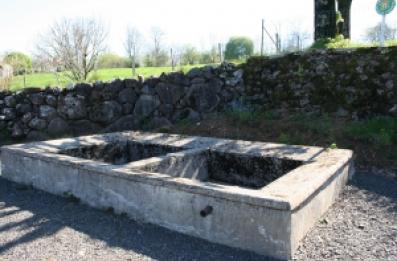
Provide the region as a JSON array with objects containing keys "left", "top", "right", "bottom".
[{"left": 0, "top": 170, "right": 396, "bottom": 261}]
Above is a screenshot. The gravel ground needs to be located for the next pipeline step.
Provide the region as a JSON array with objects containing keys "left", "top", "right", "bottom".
[{"left": 0, "top": 170, "right": 396, "bottom": 261}]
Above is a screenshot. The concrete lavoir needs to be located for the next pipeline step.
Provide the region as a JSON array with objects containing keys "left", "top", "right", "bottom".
[{"left": 0, "top": 132, "right": 354, "bottom": 260}]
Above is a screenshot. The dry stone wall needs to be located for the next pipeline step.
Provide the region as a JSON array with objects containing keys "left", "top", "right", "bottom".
[
  {"left": 243, "top": 47, "right": 397, "bottom": 118},
  {"left": 0, "top": 63, "right": 244, "bottom": 140},
  {"left": 1, "top": 47, "right": 397, "bottom": 141}
]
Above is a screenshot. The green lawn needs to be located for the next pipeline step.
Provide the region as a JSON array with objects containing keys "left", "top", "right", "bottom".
[{"left": 9, "top": 64, "right": 207, "bottom": 91}]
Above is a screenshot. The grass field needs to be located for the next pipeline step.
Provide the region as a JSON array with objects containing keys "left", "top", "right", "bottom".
[{"left": 9, "top": 64, "right": 207, "bottom": 91}]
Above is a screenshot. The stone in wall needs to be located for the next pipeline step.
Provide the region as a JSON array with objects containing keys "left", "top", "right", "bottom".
[{"left": 58, "top": 94, "right": 87, "bottom": 120}]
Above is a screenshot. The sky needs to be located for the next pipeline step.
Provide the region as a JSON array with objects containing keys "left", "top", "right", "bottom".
[{"left": 0, "top": 0, "right": 396, "bottom": 56}]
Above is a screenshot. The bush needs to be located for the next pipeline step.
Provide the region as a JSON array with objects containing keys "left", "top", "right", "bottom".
[
  {"left": 3, "top": 52, "right": 32, "bottom": 75},
  {"left": 181, "top": 46, "right": 200, "bottom": 65},
  {"left": 97, "top": 53, "right": 131, "bottom": 69},
  {"left": 143, "top": 51, "right": 169, "bottom": 67}
]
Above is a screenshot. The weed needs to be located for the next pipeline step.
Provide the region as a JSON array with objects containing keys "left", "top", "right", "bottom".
[
  {"left": 225, "top": 107, "right": 270, "bottom": 126},
  {"left": 63, "top": 191, "right": 80, "bottom": 203},
  {"left": 278, "top": 133, "right": 292, "bottom": 144},
  {"left": 329, "top": 143, "right": 338, "bottom": 149},
  {"left": 88, "top": 71, "right": 101, "bottom": 83},
  {"left": 344, "top": 117, "right": 397, "bottom": 147}
]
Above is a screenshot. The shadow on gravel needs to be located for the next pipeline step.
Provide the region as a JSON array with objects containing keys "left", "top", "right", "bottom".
[
  {"left": 350, "top": 172, "right": 397, "bottom": 214},
  {"left": 0, "top": 177, "right": 274, "bottom": 261}
]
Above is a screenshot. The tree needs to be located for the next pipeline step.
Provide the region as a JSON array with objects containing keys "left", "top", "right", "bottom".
[
  {"left": 224, "top": 37, "right": 254, "bottom": 60},
  {"left": 338, "top": 0, "right": 353, "bottom": 38},
  {"left": 314, "top": 0, "right": 353, "bottom": 40},
  {"left": 147, "top": 27, "right": 169, "bottom": 67},
  {"left": 199, "top": 46, "right": 218, "bottom": 64},
  {"left": 366, "top": 23, "right": 397, "bottom": 42},
  {"left": 284, "top": 30, "right": 311, "bottom": 52},
  {"left": 124, "top": 27, "right": 141, "bottom": 76},
  {"left": 181, "top": 45, "right": 200, "bottom": 65},
  {"left": 3, "top": 52, "right": 32, "bottom": 75},
  {"left": 36, "top": 17, "right": 107, "bottom": 82},
  {"left": 314, "top": 0, "right": 337, "bottom": 40}
]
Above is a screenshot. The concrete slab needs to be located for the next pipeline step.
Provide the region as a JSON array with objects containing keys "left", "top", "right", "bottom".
[{"left": 0, "top": 131, "right": 354, "bottom": 260}]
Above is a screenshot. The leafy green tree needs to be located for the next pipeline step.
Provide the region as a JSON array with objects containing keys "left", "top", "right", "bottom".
[
  {"left": 181, "top": 45, "right": 200, "bottom": 65},
  {"left": 3, "top": 52, "right": 32, "bottom": 75},
  {"left": 224, "top": 37, "right": 254, "bottom": 60}
]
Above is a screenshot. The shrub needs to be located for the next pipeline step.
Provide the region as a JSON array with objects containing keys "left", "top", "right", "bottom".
[
  {"left": 97, "top": 53, "right": 131, "bottom": 69},
  {"left": 0, "top": 77, "right": 12, "bottom": 90},
  {"left": 3, "top": 52, "right": 32, "bottom": 75}
]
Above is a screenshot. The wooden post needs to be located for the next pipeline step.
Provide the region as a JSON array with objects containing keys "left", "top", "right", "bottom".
[
  {"left": 218, "top": 43, "right": 223, "bottom": 63},
  {"left": 132, "top": 45, "right": 136, "bottom": 77},
  {"left": 261, "top": 19, "right": 265, "bottom": 56},
  {"left": 170, "top": 48, "right": 175, "bottom": 71}
]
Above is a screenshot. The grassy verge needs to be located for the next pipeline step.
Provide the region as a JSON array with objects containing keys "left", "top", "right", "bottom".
[
  {"left": 9, "top": 64, "right": 208, "bottom": 91},
  {"left": 170, "top": 111, "right": 397, "bottom": 167},
  {"left": 311, "top": 35, "right": 397, "bottom": 49}
]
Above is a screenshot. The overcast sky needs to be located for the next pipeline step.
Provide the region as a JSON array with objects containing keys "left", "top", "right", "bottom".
[{"left": 0, "top": 0, "right": 396, "bottom": 56}]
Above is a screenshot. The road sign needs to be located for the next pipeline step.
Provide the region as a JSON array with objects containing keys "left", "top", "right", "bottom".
[{"left": 376, "top": 0, "right": 396, "bottom": 15}]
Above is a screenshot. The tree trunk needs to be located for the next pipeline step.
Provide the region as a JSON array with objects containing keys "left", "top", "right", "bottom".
[
  {"left": 337, "top": 0, "right": 352, "bottom": 39},
  {"left": 314, "top": 0, "right": 337, "bottom": 40}
]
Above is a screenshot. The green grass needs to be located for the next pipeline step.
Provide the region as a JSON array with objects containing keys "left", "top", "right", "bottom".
[
  {"left": 9, "top": 64, "right": 208, "bottom": 91},
  {"left": 344, "top": 116, "right": 397, "bottom": 147}
]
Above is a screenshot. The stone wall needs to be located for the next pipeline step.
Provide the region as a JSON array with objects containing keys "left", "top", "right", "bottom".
[
  {"left": 243, "top": 47, "right": 397, "bottom": 118},
  {"left": 0, "top": 63, "right": 243, "bottom": 139},
  {"left": 1, "top": 47, "right": 397, "bottom": 140}
]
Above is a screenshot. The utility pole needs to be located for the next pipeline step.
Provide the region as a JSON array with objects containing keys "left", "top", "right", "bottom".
[{"left": 261, "top": 19, "right": 264, "bottom": 56}]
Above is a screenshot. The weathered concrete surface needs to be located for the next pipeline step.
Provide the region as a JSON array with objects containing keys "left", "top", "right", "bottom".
[{"left": 0, "top": 131, "right": 354, "bottom": 260}]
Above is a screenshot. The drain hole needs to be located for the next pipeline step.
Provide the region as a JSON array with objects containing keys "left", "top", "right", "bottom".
[{"left": 200, "top": 206, "right": 213, "bottom": 217}]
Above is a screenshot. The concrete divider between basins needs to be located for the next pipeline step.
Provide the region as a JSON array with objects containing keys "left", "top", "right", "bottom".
[{"left": 0, "top": 131, "right": 354, "bottom": 260}]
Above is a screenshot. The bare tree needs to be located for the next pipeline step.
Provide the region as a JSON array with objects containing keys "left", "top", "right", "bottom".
[
  {"left": 124, "top": 26, "right": 141, "bottom": 76},
  {"left": 366, "top": 23, "right": 397, "bottom": 43},
  {"left": 149, "top": 27, "right": 168, "bottom": 67},
  {"left": 284, "top": 30, "right": 311, "bottom": 52},
  {"left": 37, "top": 17, "right": 107, "bottom": 82}
]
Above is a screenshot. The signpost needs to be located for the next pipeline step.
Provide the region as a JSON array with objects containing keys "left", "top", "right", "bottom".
[{"left": 376, "top": 0, "right": 396, "bottom": 46}]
